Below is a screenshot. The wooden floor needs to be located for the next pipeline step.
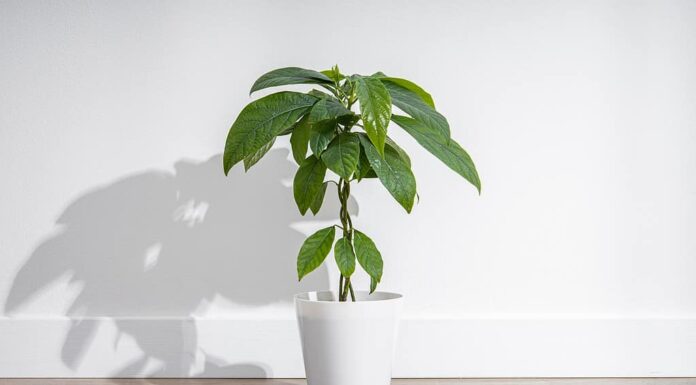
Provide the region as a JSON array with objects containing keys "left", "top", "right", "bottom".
[{"left": 1, "top": 380, "right": 695, "bottom": 385}]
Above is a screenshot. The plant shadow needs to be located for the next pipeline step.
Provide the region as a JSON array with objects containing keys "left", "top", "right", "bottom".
[{"left": 4, "top": 149, "right": 354, "bottom": 377}]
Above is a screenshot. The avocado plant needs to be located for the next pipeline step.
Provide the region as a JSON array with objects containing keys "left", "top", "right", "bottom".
[{"left": 223, "top": 66, "right": 480, "bottom": 302}]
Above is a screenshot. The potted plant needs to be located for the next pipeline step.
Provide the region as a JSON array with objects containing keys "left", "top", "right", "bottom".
[{"left": 223, "top": 66, "right": 480, "bottom": 385}]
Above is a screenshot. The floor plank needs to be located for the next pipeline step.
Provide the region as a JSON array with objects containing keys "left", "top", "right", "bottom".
[{"left": 1, "top": 379, "right": 695, "bottom": 385}]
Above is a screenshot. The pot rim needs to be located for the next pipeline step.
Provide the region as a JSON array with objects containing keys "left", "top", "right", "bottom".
[{"left": 295, "top": 290, "right": 403, "bottom": 304}]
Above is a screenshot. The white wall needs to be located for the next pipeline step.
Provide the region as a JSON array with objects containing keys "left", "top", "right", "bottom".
[{"left": 1, "top": 0, "right": 695, "bottom": 377}]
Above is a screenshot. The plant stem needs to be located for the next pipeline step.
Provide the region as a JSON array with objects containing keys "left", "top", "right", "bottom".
[
  {"left": 337, "top": 78, "right": 356, "bottom": 303},
  {"left": 337, "top": 177, "right": 355, "bottom": 302}
]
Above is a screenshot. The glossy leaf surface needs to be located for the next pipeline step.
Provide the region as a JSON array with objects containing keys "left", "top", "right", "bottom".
[
  {"left": 380, "top": 76, "right": 434, "bottom": 107},
  {"left": 381, "top": 79, "right": 449, "bottom": 139},
  {"left": 334, "top": 236, "right": 356, "bottom": 277},
  {"left": 297, "top": 226, "right": 336, "bottom": 280},
  {"left": 290, "top": 115, "right": 311, "bottom": 165},
  {"left": 359, "top": 134, "right": 417, "bottom": 213},
  {"left": 392, "top": 115, "right": 480, "bottom": 192},
  {"left": 321, "top": 133, "right": 360, "bottom": 178},
  {"left": 354, "top": 75, "right": 391, "bottom": 156},
  {"left": 354, "top": 230, "right": 383, "bottom": 290},
  {"left": 293, "top": 156, "right": 327, "bottom": 215},
  {"left": 243, "top": 137, "right": 275, "bottom": 171},
  {"left": 224, "top": 91, "right": 317, "bottom": 173},
  {"left": 250, "top": 67, "right": 333, "bottom": 94},
  {"left": 309, "top": 120, "right": 336, "bottom": 156},
  {"left": 309, "top": 182, "right": 328, "bottom": 215},
  {"left": 308, "top": 98, "right": 354, "bottom": 124}
]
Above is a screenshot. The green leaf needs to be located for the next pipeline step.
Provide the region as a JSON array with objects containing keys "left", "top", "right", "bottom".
[
  {"left": 354, "top": 230, "right": 383, "bottom": 286},
  {"left": 309, "top": 120, "right": 336, "bottom": 156},
  {"left": 224, "top": 91, "right": 317, "bottom": 174},
  {"left": 309, "top": 182, "right": 328, "bottom": 215},
  {"left": 334, "top": 236, "right": 356, "bottom": 277},
  {"left": 392, "top": 115, "right": 480, "bottom": 193},
  {"left": 243, "top": 137, "right": 275, "bottom": 171},
  {"left": 379, "top": 77, "right": 434, "bottom": 108},
  {"left": 308, "top": 89, "right": 339, "bottom": 101},
  {"left": 385, "top": 136, "right": 411, "bottom": 168},
  {"left": 370, "top": 276, "right": 378, "bottom": 294},
  {"left": 355, "top": 150, "right": 375, "bottom": 181},
  {"left": 321, "top": 65, "right": 345, "bottom": 83},
  {"left": 320, "top": 133, "right": 360, "bottom": 178},
  {"left": 290, "top": 115, "right": 311, "bottom": 164},
  {"left": 359, "top": 134, "right": 417, "bottom": 213},
  {"left": 297, "top": 226, "right": 336, "bottom": 280},
  {"left": 381, "top": 79, "right": 449, "bottom": 139},
  {"left": 354, "top": 75, "right": 391, "bottom": 156},
  {"left": 250, "top": 67, "right": 333, "bottom": 95},
  {"left": 293, "top": 156, "right": 328, "bottom": 215},
  {"left": 355, "top": 147, "right": 377, "bottom": 181},
  {"left": 308, "top": 98, "right": 354, "bottom": 124}
]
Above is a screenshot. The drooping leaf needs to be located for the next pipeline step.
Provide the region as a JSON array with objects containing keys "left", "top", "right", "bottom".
[
  {"left": 309, "top": 182, "right": 328, "bottom": 215},
  {"left": 359, "top": 134, "right": 417, "bottom": 213},
  {"left": 381, "top": 79, "right": 449, "bottom": 139},
  {"left": 250, "top": 67, "right": 333, "bottom": 95},
  {"left": 309, "top": 120, "right": 336, "bottom": 156},
  {"left": 354, "top": 230, "right": 383, "bottom": 287},
  {"left": 224, "top": 92, "right": 317, "bottom": 173},
  {"left": 355, "top": 148, "right": 377, "bottom": 181},
  {"left": 378, "top": 76, "right": 434, "bottom": 108},
  {"left": 392, "top": 115, "right": 480, "bottom": 193},
  {"left": 320, "top": 133, "right": 360, "bottom": 178},
  {"left": 370, "top": 276, "right": 378, "bottom": 294},
  {"left": 243, "top": 137, "right": 275, "bottom": 171},
  {"left": 297, "top": 226, "right": 336, "bottom": 280},
  {"left": 308, "top": 98, "right": 354, "bottom": 124},
  {"left": 290, "top": 115, "right": 312, "bottom": 164},
  {"left": 293, "top": 156, "right": 327, "bottom": 215},
  {"left": 385, "top": 136, "right": 411, "bottom": 168},
  {"left": 354, "top": 75, "right": 391, "bottom": 156},
  {"left": 334, "top": 236, "right": 356, "bottom": 277}
]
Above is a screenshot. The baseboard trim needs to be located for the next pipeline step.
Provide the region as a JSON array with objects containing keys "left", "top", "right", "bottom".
[{"left": 1, "top": 316, "right": 695, "bottom": 377}]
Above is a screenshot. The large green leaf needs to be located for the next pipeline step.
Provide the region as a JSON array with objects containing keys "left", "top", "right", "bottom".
[
  {"left": 392, "top": 115, "right": 480, "bottom": 193},
  {"left": 354, "top": 75, "right": 391, "bottom": 156},
  {"left": 353, "top": 230, "right": 383, "bottom": 292},
  {"left": 224, "top": 92, "right": 317, "bottom": 173},
  {"left": 308, "top": 98, "right": 354, "bottom": 124},
  {"left": 243, "top": 137, "right": 275, "bottom": 171},
  {"left": 250, "top": 67, "right": 333, "bottom": 95},
  {"left": 381, "top": 79, "right": 449, "bottom": 139},
  {"left": 385, "top": 136, "right": 411, "bottom": 168},
  {"left": 359, "top": 134, "right": 417, "bottom": 213},
  {"left": 309, "top": 182, "right": 328, "bottom": 215},
  {"left": 290, "top": 115, "right": 311, "bottom": 165},
  {"left": 320, "top": 133, "right": 360, "bottom": 178},
  {"left": 309, "top": 120, "right": 336, "bottom": 156},
  {"left": 334, "top": 236, "right": 356, "bottom": 277},
  {"left": 293, "top": 156, "right": 327, "bottom": 215},
  {"left": 379, "top": 76, "right": 434, "bottom": 107},
  {"left": 297, "top": 226, "right": 336, "bottom": 280}
]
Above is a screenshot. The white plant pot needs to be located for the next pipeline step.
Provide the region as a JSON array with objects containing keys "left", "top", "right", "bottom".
[{"left": 295, "top": 290, "right": 403, "bottom": 385}]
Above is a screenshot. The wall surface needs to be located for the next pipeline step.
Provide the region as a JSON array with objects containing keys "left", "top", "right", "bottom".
[{"left": 1, "top": 0, "right": 695, "bottom": 378}]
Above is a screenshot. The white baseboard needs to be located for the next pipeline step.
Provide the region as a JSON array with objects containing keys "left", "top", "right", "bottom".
[{"left": 1, "top": 316, "right": 695, "bottom": 377}]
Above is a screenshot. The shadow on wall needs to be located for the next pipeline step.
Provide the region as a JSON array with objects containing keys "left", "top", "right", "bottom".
[{"left": 4, "top": 149, "right": 355, "bottom": 377}]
